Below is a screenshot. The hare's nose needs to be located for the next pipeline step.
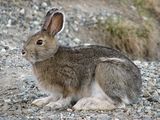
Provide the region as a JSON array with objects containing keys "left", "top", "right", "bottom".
[{"left": 21, "top": 49, "right": 26, "bottom": 56}]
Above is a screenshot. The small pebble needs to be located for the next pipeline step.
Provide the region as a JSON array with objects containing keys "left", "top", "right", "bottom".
[
  {"left": 4, "top": 99, "right": 11, "bottom": 103},
  {"left": 20, "top": 8, "right": 25, "bottom": 15},
  {"left": 41, "top": 2, "right": 48, "bottom": 8},
  {"left": 7, "top": 19, "right": 12, "bottom": 27},
  {"left": 1, "top": 48, "right": 6, "bottom": 53},
  {"left": 67, "top": 108, "right": 73, "bottom": 112}
]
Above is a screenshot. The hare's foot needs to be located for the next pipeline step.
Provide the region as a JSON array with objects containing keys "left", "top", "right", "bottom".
[
  {"left": 32, "top": 96, "right": 54, "bottom": 107},
  {"left": 73, "top": 97, "right": 116, "bottom": 111},
  {"left": 44, "top": 97, "right": 72, "bottom": 110}
]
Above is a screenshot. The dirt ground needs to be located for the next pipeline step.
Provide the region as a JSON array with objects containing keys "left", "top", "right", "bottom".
[{"left": 0, "top": 0, "right": 160, "bottom": 120}]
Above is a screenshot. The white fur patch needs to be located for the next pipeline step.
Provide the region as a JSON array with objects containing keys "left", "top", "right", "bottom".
[
  {"left": 99, "top": 57, "right": 125, "bottom": 63},
  {"left": 32, "top": 96, "right": 53, "bottom": 107},
  {"left": 83, "top": 43, "right": 91, "bottom": 46},
  {"left": 73, "top": 97, "right": 116, "bottom": 110},
  {"left": 91, "top": 80, "right": 114, "bottom": 104},
  {"left": 121, "top": 95, "right": 130, "bottom": 104}
]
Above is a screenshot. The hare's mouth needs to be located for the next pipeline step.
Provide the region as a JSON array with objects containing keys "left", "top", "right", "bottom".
[
  {"left": 26, "top": 54, "right": 49, "bottom": 64},
  {"left": 24, "top": 55, "right": 36, "bottom": 64}
]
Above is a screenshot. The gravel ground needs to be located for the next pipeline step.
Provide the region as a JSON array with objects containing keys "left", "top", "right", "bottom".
[{"left": 0, "top": 0, "right": 160, "bottom": 120}]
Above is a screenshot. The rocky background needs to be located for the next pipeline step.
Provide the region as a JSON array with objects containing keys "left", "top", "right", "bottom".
[{"left": 0, "top": 0, "right": 160, "bottom": 120}]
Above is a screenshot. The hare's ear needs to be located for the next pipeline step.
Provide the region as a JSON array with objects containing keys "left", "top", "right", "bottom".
[{"left": 42, "top": 8, "right": 64, "bottom": 36}]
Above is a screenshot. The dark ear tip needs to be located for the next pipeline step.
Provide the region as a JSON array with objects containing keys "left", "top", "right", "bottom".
[{"left": 46, "top": 8, "right": 59, "bottom": 16}]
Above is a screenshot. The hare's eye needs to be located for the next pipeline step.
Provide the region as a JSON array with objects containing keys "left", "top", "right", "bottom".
[{"left": 36, "top": 40, "right": 43, "bottom": 45}]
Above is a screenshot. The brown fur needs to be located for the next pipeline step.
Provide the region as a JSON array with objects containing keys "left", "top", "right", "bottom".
[{"left": 22, "top": 8, "right": 142, "bottom": 110}]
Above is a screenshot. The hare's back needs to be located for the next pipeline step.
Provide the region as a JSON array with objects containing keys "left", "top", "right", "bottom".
[
  {"left": 57, "top": 45, "right": 133, "bottom": 64},
  {"left": 56, "top": 45, "right": 141, "bottom": 80}
]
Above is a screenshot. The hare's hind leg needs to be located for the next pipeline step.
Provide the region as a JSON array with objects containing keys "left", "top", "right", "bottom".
[
  {"left": 95, "top": 57, "right": 138, "bottom": 106},
  {"left": 73, "top": 80, "right": 116, "bottom": 111}
]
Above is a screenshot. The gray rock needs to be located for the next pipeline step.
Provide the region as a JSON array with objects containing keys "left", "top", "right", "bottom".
[
  {"left": 6, "top": 19, "right": 12, "bottom": 27},
  {"left": 20, "top": 8, "right": 25, "bottom": 15},
  {"left": 41, "top": 2, "right": 47, "bottom": 8}
]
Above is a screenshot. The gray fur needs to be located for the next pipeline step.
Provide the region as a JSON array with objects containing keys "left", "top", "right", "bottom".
[{"left": 22, "top": 8, "right": 142, "bottom": 110}]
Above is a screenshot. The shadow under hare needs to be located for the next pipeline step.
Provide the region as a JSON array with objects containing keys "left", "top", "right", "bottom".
[{"left": 22, "top": 8, "right": 142, "bottom": 111}]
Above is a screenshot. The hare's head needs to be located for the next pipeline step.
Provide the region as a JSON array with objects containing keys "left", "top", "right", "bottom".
[{"left": 22, "top": 8, "right": 64, "bottom": 63}]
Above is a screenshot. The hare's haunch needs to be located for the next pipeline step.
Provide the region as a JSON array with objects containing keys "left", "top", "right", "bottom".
[{"left": 22, "top": 8, "right": 142, "bottom": 110}]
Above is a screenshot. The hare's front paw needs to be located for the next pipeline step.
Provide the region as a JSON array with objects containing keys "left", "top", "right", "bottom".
[
  {"left": 32, "top": 96, "right": 52, "bottom": 107},
  {"left": 44, "top": 102, "right": 62, "bottom": 110},
  {"left": 44, "top": 97, "right": 72, "bottom": 110}
]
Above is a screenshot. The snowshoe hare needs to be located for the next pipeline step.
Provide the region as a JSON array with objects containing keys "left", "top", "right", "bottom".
[{"left": 22, "top": 8, "right": 142, "bottom": 110}]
